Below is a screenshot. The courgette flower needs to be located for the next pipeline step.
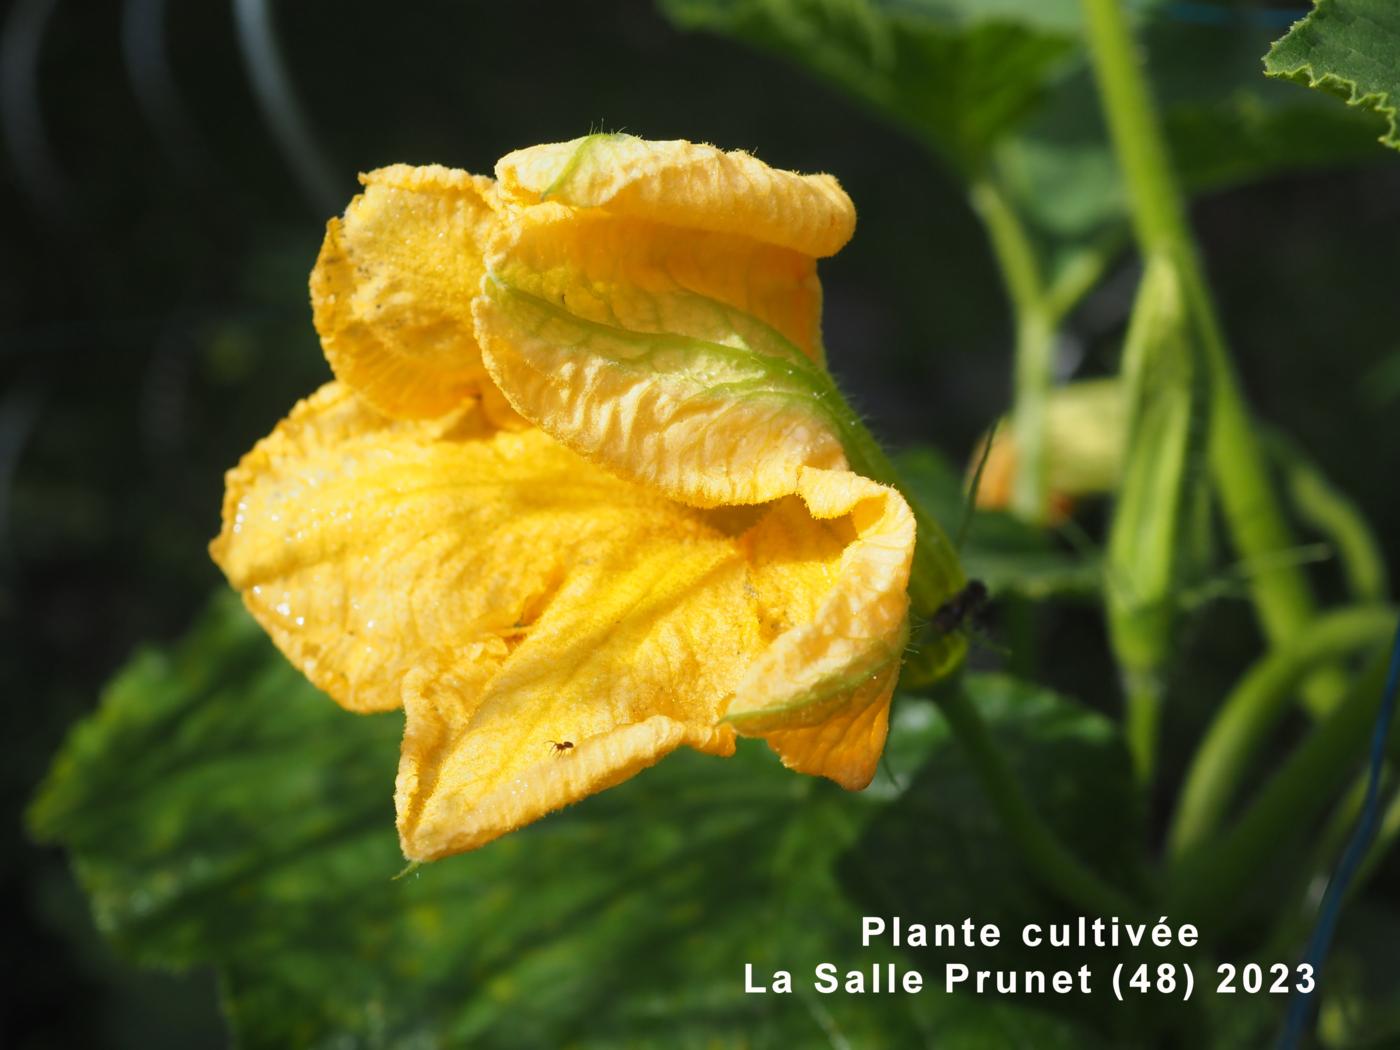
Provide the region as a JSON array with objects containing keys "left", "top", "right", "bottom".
[
  {"left": 974, "top": 378, "right": 1125, "bottom": 523},
  {"left": 211, "top": 135, "right": 946, "bottom": 861}
]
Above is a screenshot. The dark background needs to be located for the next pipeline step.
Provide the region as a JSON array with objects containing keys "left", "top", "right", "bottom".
[{"left": 4, "top": 1, "right": 1398, "bottom": 1045}]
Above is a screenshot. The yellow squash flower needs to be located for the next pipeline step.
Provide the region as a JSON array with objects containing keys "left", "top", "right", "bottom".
[
  {"left": 211, "top": 135, "right": 946, "bottom": 861},
  {"left": 975, "top": 378, "right": 1126, "bottom": 522}
]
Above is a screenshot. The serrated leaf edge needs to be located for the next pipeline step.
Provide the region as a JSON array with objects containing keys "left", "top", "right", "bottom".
[{"left": 1265, "top": 8, "right": 1400, "bottom": 151}]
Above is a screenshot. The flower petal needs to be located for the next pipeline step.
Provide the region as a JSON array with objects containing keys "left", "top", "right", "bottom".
[
  {"left": 483, "top": 200, "right": 828, "bottom": 360},
  {"left": 211, "top": 382, "right": 767, "bottom": 718},
  {"left": 495, "top": 134, "right": 856, "bottom": 258},
  {"left": 310, "top": 165, "right": 499, "bottom": 420},
  {"left": 726, "top": 469, "right": 914, "bottom": 789},
  {"left": 400, "top": 662, "right": 734, "bottom": 857},
  {"left": 472, "top": 208, "right": 850, "bottom": 507},
  {"left": 394, "top": 527, "right": 752, "bottom": 858},
  {"left": 211, "top": 383, "right": 913, "bottom": 857}
]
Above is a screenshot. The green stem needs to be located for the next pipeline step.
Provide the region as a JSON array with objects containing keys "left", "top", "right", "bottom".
[
  {"left": 1105, "top": 254, "right": 1205, "bottom": 789},
  {"left": 1079, "top": 0, "right": 1183, "bottom": 252},
  {"left": 935, "top": 682, "right": 1143, "bottom": 917},
  {"left": 969, "top": 177, "right": 1043, "bottom": 313},
  {"left": 970, "top": 176, "right": 1056, "bottom": 523},
  {"left": 1170, "top": 646, "right": 1395, "bottom": 929},
  {"left": 1044, "top": 237, "right": 1120, "bottom": 322},
  {"left": 1079, "top": 0, "right": 1328, "bottom": 700},
  {"left": 1011, "top": 311, "right": 1056, "bottom": 521},
  {"left": 1125, "top": 680, "right": 1163, "bottom": 786},
  {"left": 970, "top": 177, "right": 1119, "bottom": 525},
  {"left": 1276, "top": 435, "right": 1390, "bottom": 603},
  {"left": 1169, "top": 605, "right": 1396, "bottom": 859}
]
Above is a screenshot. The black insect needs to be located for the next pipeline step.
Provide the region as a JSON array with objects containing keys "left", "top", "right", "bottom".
[
  {"left": 930, "top": 579, "right": 989, "bottom": 636},
  {"left": 546, "top": 740, "right": 575, "bottom": 755}
]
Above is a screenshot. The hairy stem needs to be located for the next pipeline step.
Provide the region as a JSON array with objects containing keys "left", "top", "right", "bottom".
[
  {"left": 970, "top": 176, "right": 1055, "bottom": 523},
  {"left": 1125, "top": 680, "right": 1163, "bottom": 786},
  {"left": 1079, "top": 0, "right": 1331, "bottom": 705}
]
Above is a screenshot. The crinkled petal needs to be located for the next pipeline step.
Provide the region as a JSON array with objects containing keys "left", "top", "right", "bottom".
[
  {"left": 400, "top": 665, "right": 731, "bottom": 858},
  {"left": 495, "top": 134, "right": 856, "bottom": 258},
  {"left": 483, "top": 201, "right": 828, "bottom": 360},
  {"left": 210, "top": 383, "right": 577, "bottom": 712},
  {"left": 472, "top": 212, "right": 849, "bottom": 507},
  {"left": 210, "top": 383, "right": 914, "bottom": 858},
  {"left": 726, "top": 469, "right": 914, "bottom": 788},
  {"left": 310, "top": 164, "right": 499, "bottom": 420}
]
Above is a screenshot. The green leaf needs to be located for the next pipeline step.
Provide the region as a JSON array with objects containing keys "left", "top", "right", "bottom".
[
  {"left": 32, "top": 595, "right": 1106, "bottom": 1047},
  {"left": 894, "top": 445, "right": 1101, "bottom": 600},
  {"left": 845, "top": 673, "right": 1152, "bottom": 1042},
  {"left": 1266, "top": 0, "right": 1400, "bottom": 152},
  {"left": 661, "top": 0, "right": 1076, "bottom": 173}
]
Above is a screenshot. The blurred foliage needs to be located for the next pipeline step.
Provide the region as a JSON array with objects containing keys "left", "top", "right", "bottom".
[
  {"left": 894, "top": 445, "right": 1101, "bottom": 600},
  {"left": 1318, "top": 901, "right": 1400, "bottom": 1046}
]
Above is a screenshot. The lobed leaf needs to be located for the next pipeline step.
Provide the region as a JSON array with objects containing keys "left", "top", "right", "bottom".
[{"left": 661, "top": 0, "right": 1076, "bottom": 174}]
